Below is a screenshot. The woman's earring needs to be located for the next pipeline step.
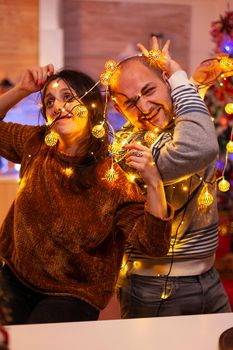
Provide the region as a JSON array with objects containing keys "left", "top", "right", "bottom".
[{"left": 44, "top": 131, "right": 58, "bottom": 147}]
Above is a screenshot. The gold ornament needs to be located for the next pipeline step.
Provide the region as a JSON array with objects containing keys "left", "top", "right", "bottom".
[
  {"left": 144, "top": 131, "right": 158, "bottom": 146},
  {"left": 218, "top": 178, "right": 230, "bottom": 192},
  {"left": 225, "top": 103, "right": 233, "bottom": 115},
  {"left": 100, "top": 60, "right": 118, "bottom": 88},
  {"left": 100, "top": 71, "right": 112, "bottom": 87},
  {"left": 219, "top": 57, "right": 233, "bottom": 72},
  {"left": 105, "top": 167, "right": 119, "bottom": 182},
  {"left": 198, "top": 185, "right": 214, "bottom": 208},
  {"left": 226, "top": 140, "right": 233, "bottom": 153},
  {"left": 148, "top": 49, "right": 162, "bottom": 61},
  {"left": 92, "top": 124, "right": 106, "bottom": 138},
  {"left": 104, "top": 60, "right": 118, "bottom": 72},
  {"left": 147, "top": 49, "right": 166, "bottom": 70},
  {"left": 73, "top": 104, "right": 88, "bottom": 118},
  {"left": 108, "top": 141, "right": 122, "bottom": 156},
  {"left": 44, "top": 131, "right": 58, "bottom": 147}
]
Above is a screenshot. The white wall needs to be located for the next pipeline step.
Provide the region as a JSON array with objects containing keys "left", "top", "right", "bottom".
[
  {"left": 39, "top": 0, "right": 233, "bottom": 74},
  {"left": 39, "top": 0, "right": 64, "bottom": 70}
]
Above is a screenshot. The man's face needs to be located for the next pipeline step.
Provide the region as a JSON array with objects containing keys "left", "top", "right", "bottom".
[{"left": 110, "top": 61, "right": 173, "bottom": 131}]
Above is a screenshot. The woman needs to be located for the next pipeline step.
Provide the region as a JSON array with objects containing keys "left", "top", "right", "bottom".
[{"left": 0, "top": 64, "right": 172, "bottom": 324}]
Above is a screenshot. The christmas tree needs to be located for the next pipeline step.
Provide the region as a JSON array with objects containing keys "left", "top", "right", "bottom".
[{"left": 205, "top": 10, "right": 233, "bottom": 254}]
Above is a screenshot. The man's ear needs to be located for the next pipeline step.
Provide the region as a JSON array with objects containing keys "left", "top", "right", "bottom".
[
  {"left": 162, "top": 71, "right": 172, "bottom": 91},
  {"left": 162, "top": 71, "right": 169, "bottom": 84}
]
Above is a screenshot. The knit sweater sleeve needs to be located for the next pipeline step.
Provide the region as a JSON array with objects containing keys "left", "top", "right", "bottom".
[
  {"left": 152, "top": 70, "right": 219, "bottom": 185},
  {"left": 114, "top": 176, "right": 173, "bottom": 257},
  {"left": 0, "top": 120, "right": 40, "bottom": 163}
]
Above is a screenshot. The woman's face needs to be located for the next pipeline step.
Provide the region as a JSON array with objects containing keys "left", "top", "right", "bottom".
[{"left": 43, "top": 79, "right": 89, "bottom": 139}]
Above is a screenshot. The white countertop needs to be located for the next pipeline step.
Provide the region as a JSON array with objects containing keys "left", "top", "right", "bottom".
[{"left": 6, "top": 312, "right": 233, "bottom": 350}]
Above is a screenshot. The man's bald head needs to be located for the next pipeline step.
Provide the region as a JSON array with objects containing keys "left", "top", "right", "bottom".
[
  {"left": 110, "top": 55, "right": 164, "bottom": 91},
  {"left": 108, "top": 55, "right": 172, "bottom": 131}
]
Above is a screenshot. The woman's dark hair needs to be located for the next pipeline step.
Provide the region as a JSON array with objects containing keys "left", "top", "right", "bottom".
[{"left": 41, "top": 69, "right": 110, "bottom": 191}]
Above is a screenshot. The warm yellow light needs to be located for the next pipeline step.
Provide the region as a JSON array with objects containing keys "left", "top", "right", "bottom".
[
  {"left": 73, "top": 104, "right": 88, "bottom": 119},
  {"left": 220, "top": 225, "right": 228, "bottom": 236},
  {"left": 161, "top": 290, "right": 171, "bottom": 300},
  {"left": 91, "top": 103, "right": 96, "bottom": 108},
  {"left": 225, "top": 103, "right": 233, "bottom": 115},
  {"left": 133, "top": 261, "right": 142, "bottom": 268},
  {"left": 218, "top": 178, "right": 230, "bottom": 192},
  {"left": 219, "top": 57, "right": 233, "bottom": 72},
  {"left": 100, "top": 71, "right": 112, "bottom": 87},
  {"left": 226, "top": 140, "right": 233, "bottom": 153},
  {"left": 92, "top": 124, "right": 105, "bottom": 138},
  {"left": 65, "top": 167, "right": 73, "bottom": 177},
  {"left": 104, "top": 60, "right": 118, "bottom": 72},
  {"left": 44, "top": 132, "right": 59, "bottom": 147},
  {"left": 127, "top": 173, "right": 137, "bottom": 183},
  {"left": 52, "top": 81, "right": 59, "bottom": 88},
  {"left": 108, "top": 141, "right": 122, "bottom": 155},
  {"left": 17, "top": 177, "right": 27, "bottom": 191},
  {"left": 120, "top": 264, "right": 128, "bottom": 274},
  {"left": 144, "top": 130, "right": 158, "bottom": 146},
  {"left": 198, "top": 185, "right": 214, "bottom": 208},
  {"left": 105, "top": 167, "right": 119, "bottom": 182},
  {"left": 182, "top": 185, "right": 188, "bottom": 192}
]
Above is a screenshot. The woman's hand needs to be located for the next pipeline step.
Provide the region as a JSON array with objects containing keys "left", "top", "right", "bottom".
[
  {"left": 17, "top": 64, "right": 54, "bottom": 94},
  {"left": 124, "top": 142, "right": 168, "bottom": 219},
  {"left": 137, "top": 35, "right": 182, "bottom": 78},
  {"left": 124, "top": 142, "right": 161, "bottom": 186},
  {"left": 0, "top": 64, "right": 54, "bottom": 119}
]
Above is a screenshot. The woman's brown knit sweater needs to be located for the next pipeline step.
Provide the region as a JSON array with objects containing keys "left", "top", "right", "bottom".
[{"left": 0, "top": 121, "right": 172, "bottom": 311}]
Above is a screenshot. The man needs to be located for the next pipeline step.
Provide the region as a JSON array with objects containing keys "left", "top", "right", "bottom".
[{"left": 109, "top": 37, "right": 231, "bottom": 317}]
